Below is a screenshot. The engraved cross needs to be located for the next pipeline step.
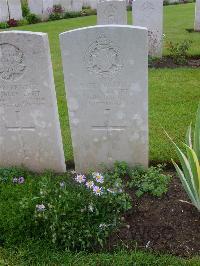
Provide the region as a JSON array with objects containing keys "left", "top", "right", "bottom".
[{"left": 6, "top": 110, "right": 36, "bottom": 160}]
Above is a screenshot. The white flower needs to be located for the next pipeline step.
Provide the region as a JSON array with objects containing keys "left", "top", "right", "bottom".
[
  {"left": 92, "top": 172, "right": 104, "bottom": 183},
  {"left": 88, "top": 203, "right": 94, "bottom": 212},
  {"left": 75, "top": 174, "right": 86, "bottom": 184},
  {"left": 99, "top": 223, "right": 107, "bottom": 229},
  {"left": 86, "top": 180, "right": 94, "bottom": 189},
  {"left": 36, "top": 204, "right": 46, "bottom": 212},
  {"left": 71, "top": 170, "right": 76, "bottom": 175},
  {"left": 93, "top": 186, "right": 103, "bottom": 196}
]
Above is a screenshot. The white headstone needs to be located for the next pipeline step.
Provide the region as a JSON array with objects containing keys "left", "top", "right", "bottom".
[
  {"left": 60, "top": 0, "right": 72, "bottom": 11},
  {"left": 28, "top": 0, "right": 43, "bottom": 17},
  {"left": 97, "top": 0, "right": 127, "bottom": 25},
  {"left": 0, "top": 31, "right": 66, "bottom": 173},
  {"left": 42, "top": 0, "right": 54, "bottom": 19},
  {"left": 88, "top": 0, "right": 98, "bottom": 9},
  {"left": 7, "top": 0, "right": 23, "bottom": 20},
  {"left": 60, "top": 25, "right": 148, "bottom": 172},
  {"left": 195, "top": 0, "right": 200, "bottom": 31},
  {"left": 0, "top": 0, "right": 9, "bottom": 22},
  {"left": 132, "top": 0, "right": 163, "bottom": 57},
  {"left": 72, "top": 0, "right": 83, "bottom": 12}
]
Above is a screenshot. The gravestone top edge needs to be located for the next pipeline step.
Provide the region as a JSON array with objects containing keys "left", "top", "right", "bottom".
[
  {"left": 59, "top": 25, "right": 148, "bottom": 37},
  {"left": 0, "top": 31, "right": 47, "bottom": 37}
]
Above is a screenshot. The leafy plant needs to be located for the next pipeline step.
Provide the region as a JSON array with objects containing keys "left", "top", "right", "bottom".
[
  {"left": 167, "top": 39, "right": 192, "bottom": 65},
  {"left": 0, "top": 167, "right": 131, "bottom": 250},
  {"left": 0, "top": 22, "right": 8, "bottom": 29},
  {"left": 21, "top": 2, "right": 30, "bottom": 17},
  {"left": 49, "top": 5, "right": 65, "bottom": 21},
  {"left": 7, "top": 19, "right": 18, "bottom": 27},
  {"left": 26, "top": 13, "right": 41, "bottom": 24},
  {"left": 168, "top": 104, "right": 200, "bottom": 211},
  {"left": 127, "top": 165, "right": 171, "bottom": 197}
]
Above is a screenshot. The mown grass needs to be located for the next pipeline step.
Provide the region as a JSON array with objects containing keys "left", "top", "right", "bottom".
[
  {"left": 0, "top": 240, "right": 200, "bottom": 266},
  {"left": 6, "top": 3, "right": 199, "bottom": 164}
]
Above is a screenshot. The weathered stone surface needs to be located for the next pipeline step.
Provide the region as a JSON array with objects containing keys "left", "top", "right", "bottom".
[
  {"left": 28, "top": 0, "right": 43, "bottom": 17},
  {"left": 72, "top": 0, "right": 83, "bottom": 12},
  {"left": 0, "top": 31, "right": 66, "bottom": 172},
  {"left": 0, "top": 0, "right": 9, "bottom": 22},
  {"left": 60, "top": 25, "right": 148, "bottom": 172},
  {"left": 97, "top": 0, "right": 127, "bottom": 25},
  {"left": 60, "top": 0, "right": 72, "bottom": 11},
  {"left": 195, "top": 0, "right": 200, "bottom": 31},
  {"left": 132, "top": 0, "right": 163, "bottom": 57},
  {"left": 42, "top": 0, "right": 54, "bottom": 19},
  {"left": 7, "top": 0, "right": 23, "bottom": 20}
]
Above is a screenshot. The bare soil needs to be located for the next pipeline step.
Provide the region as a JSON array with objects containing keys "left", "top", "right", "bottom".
[
  {"left": 149, "top": 56, "right": 200, "bottom": 68},
  {"left": 108, "top": 176, "right": 200, "bottom": 258}
]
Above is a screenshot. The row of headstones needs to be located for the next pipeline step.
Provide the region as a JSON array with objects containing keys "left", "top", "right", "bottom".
[
  {"left": 0, "top": 25, "right": 148, "bottom": 173},
  {"left": 0, "top": 0, "right": 23, "bottom": 22},
  {"left": 97, "top": 0, "right": 163, "bottom": 57}
]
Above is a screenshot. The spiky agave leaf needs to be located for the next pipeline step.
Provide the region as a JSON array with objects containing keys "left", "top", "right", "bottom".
[{"left": 194, "top": 104, "right": 200, "bottom": 161}]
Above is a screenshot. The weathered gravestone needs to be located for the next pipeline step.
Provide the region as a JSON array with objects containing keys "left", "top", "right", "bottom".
[
  {"left": 28, "top": 0, "right": 53, "bottom": 19},
  {"left": 0, "top": 31, "right": 66, "bottom": 172},
  {"left": 195, "top": 0, "right": 200, "bottom": 31},
  {"left": 7, "top": 0, "right": 23, "bottom": 20},
  {"left": 60, "top": 0, "right": 72, "bottom": 11},
  {"left": 0, "top": 0, "right": 9, "bottom": 22},
  {"left": 72, "top": 0, "right": 83, "bottom": 12},
  {"left": 28, "top": 0, "right": 43, "bottom": 17},
  {"left": 60, "top": 25, "right": 148, "bottom": 172},
  {"left": 132, "top": 0, "right": 163, "bottom": 57},
  {"left": 97, "top": 0, "right": 127, "bottom": 25}
]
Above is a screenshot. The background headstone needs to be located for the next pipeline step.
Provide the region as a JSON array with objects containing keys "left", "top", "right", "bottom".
[
  {"left": 194, "top": 0, "right": 200, "bottom": 31},
  {"left": 28, "top": 0, "right": 43, "bottom": 17},
  {"left": 60, "top": 0, "right": 73, "bottom": 11},
  {"left": 97, "top": 0, "right": 127, "bottom": 25},
  {"left": 42, "top": 0, "right": 54, "bottom": 19},
  {"left": 60, "top": 25, "right": 148, "bottom": 172},
  {"left": 7, "top": 0, "right": 23, "bottom": 20},
  {"left": 132, "top": 0, "right": 163, "bottom": 57},
  {"left": 72, "top": 0, "right": 83, "bottom": 12},
  {"left": 0, "top": 31, "right": 66, "bottom": 172},
  {"left": 0, "top": 0, "right": 9, "bottom": 22}
]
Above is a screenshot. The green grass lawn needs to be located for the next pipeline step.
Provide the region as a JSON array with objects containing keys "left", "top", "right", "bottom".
[
  {"left": 1, "top": 240, "right": 200, "bottom": 265},
  {"left": 6, "top": 3, "right": 199, "bottom": 165}
]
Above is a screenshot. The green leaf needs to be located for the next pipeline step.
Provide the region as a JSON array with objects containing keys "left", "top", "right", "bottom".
[{"left": 194, "top": 103, "right": 200, "bottom": 161}]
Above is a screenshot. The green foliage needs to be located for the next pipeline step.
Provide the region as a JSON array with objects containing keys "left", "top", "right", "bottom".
[
  {"left": 0, "top": 168, "right": 131, "bottom": 251},
  {"left": 63, "top": 11, "right": 82, "bottom": 19},
  {"left": 167, "top": 39, "right": 192, "bottom": 64},
  {"left": 169, "top": 104, "right": 200, "bottom": 211},
  {"left": 0, "top": 22, "right": 8, "bottom": 29},
  {"left": 26, "top": 13, "right": 41, "bottom": 24},
  {"left": 21, "top": 2, "right": 30, "bottom": 18},
  {"left": 17, "top": 19, "right": 29, "bottom": 26},
  {"left": 127, "top": 165, "right": 172, "bottom": 197}
]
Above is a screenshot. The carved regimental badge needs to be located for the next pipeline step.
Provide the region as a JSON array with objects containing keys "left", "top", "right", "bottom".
[
  {"left": 85, "top": 35, "right": 123, "bottom": 78},
  {"left": 0, "top": 43, "right": 26, "bottom": 81},
  {"left": 103, "top": 4, "right": 118, "bottom": 24}
]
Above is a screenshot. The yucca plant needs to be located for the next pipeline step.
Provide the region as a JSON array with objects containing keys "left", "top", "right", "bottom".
[{"left": 168, "top": 104, "right": 200, "bottom": 211}]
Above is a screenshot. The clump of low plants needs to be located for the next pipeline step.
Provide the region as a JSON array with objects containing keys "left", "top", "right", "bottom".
[
  {"left": 0, "top": 167, "right": 131, "bottom": 251},
  {"left": 127, "top": 164, "right": 172, "bottom": 197},
  {"left": 0, "top": 22, "right": 8, "bottom": 29},
  {"left": 167, "top": 39, "right": 192, "bottom": 65},
  {"left": 26, "top": 13, "right": 41, "bottom": 24},
  {"left": 49, "top": 5, "right": 65, "bottom": 21}
]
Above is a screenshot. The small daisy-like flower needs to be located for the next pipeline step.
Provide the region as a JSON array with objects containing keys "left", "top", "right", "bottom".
[
  {"left": 93, "top": 186, "right": 103, "bottom": 196},
  {"left": 60, "top": 181, "right": 65, "bottom": 188},
  {"left": 13, "top": 177, "right": 18, "bottom": 184},
  {"left": 18, "top": 177, "right": 25, "bottom": 184},
  {"left": 71, "top": 170, "right": 76, "bottom": 175},
  {"left": 36, "top": 204, "right": 46, "bottom": 212},
  {"left": 88, "top": 203, "right": 94, "bottom": 212},
  {"left": 93, "top": 172, "right": 104, "bottom": 183},
  {"left": 86, "top": 180, "right": 94, "bottom": 189},
  {"left": 75, "top": 174, "right": 86, "bottom": 184}
]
